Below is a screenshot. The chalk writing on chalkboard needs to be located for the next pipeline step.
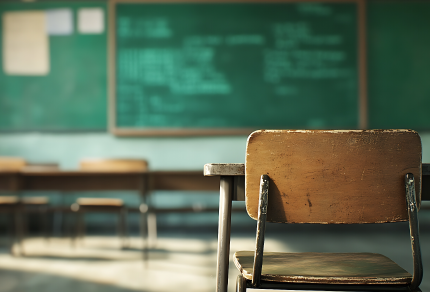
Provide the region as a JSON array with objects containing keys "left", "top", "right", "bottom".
[{"left": 113, "top": 2, "right": 359, "bottom": 133}]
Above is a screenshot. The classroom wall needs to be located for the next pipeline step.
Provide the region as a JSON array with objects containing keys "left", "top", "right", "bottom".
[
  {"left": 1, "top": 132, "right": 430, "bottom": 170},
  {"left": 0, "top": 133, "right": 246, "bottom": 169}
]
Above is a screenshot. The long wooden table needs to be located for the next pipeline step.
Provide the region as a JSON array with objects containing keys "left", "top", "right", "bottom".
[
  {"left": 1, "top": 166, "right": 429, "bottom": 258},
  {"left": 1, "top": 164, "right": 429, "bottom": 198},
  {"left": 0, "top": 170, "right": 219, "bottom": 192},
  {"left": 0, "top": 170, "right": 220, "bottom": 255}
]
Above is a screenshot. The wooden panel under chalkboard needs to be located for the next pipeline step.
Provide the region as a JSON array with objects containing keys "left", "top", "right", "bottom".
[{"left": 110, "top": 0, "right": 366, "bottom": 136}]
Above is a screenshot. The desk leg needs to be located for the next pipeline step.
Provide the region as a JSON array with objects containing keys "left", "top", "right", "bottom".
[
  {"left": 14, "top": 204, "right": 25, "bottom": 256},
  {"left": 216, "top": 176, "right": 233, "bottom": 292},
  {"left": 140, "top": 195, "right": 149, "bottom": 261}
]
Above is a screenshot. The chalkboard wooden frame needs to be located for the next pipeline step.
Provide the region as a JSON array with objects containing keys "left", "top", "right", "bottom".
[{"left": 109, "top": 0, "right": 367, "bottom": 136}]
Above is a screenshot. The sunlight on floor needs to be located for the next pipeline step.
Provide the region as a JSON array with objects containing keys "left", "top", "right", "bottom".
[{"left": 0, "top": 227, "right": 428, "bottom": 292}]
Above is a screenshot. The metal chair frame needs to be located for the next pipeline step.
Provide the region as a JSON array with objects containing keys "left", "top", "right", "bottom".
[
  {"left": 205, "top": 129, "right": 424, "bottom": 292},
  {"left": 244, "top": 173, "right": 422, "bottom": 292}
]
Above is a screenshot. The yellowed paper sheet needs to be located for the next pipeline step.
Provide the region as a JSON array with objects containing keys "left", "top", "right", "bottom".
[
  {"left": 78, "top": 8, "right": 104, "bottom": 34},
  {"left": 2, "top": 11, "right": 50, "bottom": 75}
]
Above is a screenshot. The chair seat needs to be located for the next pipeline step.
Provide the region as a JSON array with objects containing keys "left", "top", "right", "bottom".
[{"left": 234, "top": 251, "right": 411, "bottom": 285}]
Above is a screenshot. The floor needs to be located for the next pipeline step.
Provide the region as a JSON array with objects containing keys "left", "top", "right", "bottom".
[{"left": 0, "top": 223, "right": 429, "bottom": 292}]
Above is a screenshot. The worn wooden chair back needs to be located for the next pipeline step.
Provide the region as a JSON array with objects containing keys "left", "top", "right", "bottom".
[
  {"left": 237, "top": 130, "right": 423, "bottom": 291},
  {"left": 245, "top": 130, "right": 421, "bottom": 224},
  {"left": 73, "top": 159, "right": 148, "bottom": 249},
  {"left": 0, "top": 157, "right": 26, "bottom": 171}
]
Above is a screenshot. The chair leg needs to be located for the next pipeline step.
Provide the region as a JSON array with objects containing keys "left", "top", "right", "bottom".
[
  {"left": 14, "top": 205, "right": 25, "bottom": 256},
  {"left": 139, "top": 204, "right": 150, "bottom": 263},
  {"left": 70, "top": 211, "right": 77, "bottom": 247},
  {"left": 252, "top": 174, "right": 269, "bottom": 288},
  {"left": 236, "top": 275, "right": 246, "bottom": 292},
  {"left": 7, "top": 211, "right": 15, "bottom": 254},
  {"left": 71, "top": 211, "right": 84, "bottom": 247},
  {"left": 43, "top": 206, "right": 50, "bottom": 242},
  {"left": 78, "top": 212, "right": 85, "bottom": 242}
]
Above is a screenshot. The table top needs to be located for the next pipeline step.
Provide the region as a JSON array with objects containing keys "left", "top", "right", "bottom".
[
  {"left": 1, "top": 166, "right": 429, "bottom": 200},
  {"left": 0, "top": 169, "right": 219, "bottom": 192}
]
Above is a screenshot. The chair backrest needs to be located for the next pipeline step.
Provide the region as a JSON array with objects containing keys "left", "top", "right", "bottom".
[
  {"left": 79, "top": 159, "right": 148, "bottom": 172},
  {"left": 22, "top": 163, "right": 59, "bottom": 171},
  {"left": 245, "top": 130, "right": 421, "bottom": 224},
  {"left": 0, "top": 157, "right": 26, "bottom": 171}
]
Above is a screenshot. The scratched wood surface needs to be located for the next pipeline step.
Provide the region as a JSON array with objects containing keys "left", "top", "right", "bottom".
[
  {"left": 245, "top": 130, "right": 421, "bottom": 223},
  {"left": 234, "top": 251, "right": 411, "bottom": 284},
  {"left": 203, "top": 163, "right": 245, "bottom": 176}
]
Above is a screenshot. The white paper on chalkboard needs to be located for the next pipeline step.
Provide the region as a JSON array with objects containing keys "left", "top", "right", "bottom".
[
  {"left": 46, "top": 8, "right": 73, "bottom": 35},
  {"left": 2, "top": 11, "right": 50, "bottom": 75},
  {"left": 78, "top": 8, "right": 104, "bottom": 34}
]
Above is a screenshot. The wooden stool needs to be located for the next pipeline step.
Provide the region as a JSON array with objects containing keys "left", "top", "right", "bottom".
[{"left": 72, "top": 159, "right": 148, "bottom": 249}]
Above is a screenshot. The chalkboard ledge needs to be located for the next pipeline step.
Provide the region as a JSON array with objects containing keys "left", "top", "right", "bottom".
[{"left": 111, "top": 127, "right": 254, "bottom": 136}]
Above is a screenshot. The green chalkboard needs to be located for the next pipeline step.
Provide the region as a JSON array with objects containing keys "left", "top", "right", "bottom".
[
  {"left": 112, "top": 1, "right": 363, "bottom": 135},
  {"left": 0, "top": 2, "right": 107, "bottom": 131},
  {"left": 368, "top": 1, "right": 430, "bottom": 130}
]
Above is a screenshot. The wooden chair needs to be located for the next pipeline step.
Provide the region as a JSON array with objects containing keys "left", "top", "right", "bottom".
[
  {"left": 22, "top": 163, "right": 59, "bottom": 242},
  {"left": 0, "top": 158, "right": 57, "bottom": 255},
  {"left": 72, "top": 159, "right": 148, "bottom": 248},
  {"left": 205, "top": 130, "right": 423, "bottom": 292}
]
